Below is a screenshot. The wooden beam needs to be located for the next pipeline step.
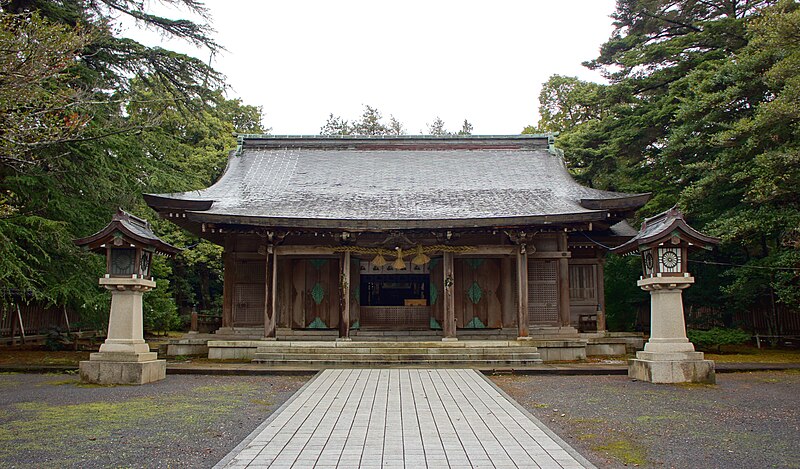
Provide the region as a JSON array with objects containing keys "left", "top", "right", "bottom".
[
  {"left": 516, "top": 246, "right": 529, "bottom": 338},
  {"left": 339, "top": 251, "right": 351, "bottom": 339},
  {"left": 597, "top": 259, "right": 607, "bottom": 332},
  {"left": 557, "top": 232, "right": 571, "bottom": 328},
  {"left": 275, "top": 246, "right": 337, "bottom": 256},
  {"left": 272, "top": 249, "right": 278, "bottom": 330},
  {"left": 263, "top": 246, "right": 276, "bottom": 338},
  {"left": 442, "top": 251, "right": 456, "bottom": 340},
  {"left": 222, "top": 250, "right": 234, "bottom": 328},
  {"left": 529, "top": 251, "right": 571, "bottom": 259},
  {"left": 454, "top": 246, "right": 515, "bottom": 256},
  {"left": 500, "top": 257, "right": 515, "bottom": 328}
]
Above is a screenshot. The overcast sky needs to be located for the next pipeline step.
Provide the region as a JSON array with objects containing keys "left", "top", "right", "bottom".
[{"left": 126, "top": 0, "right": 617, "bottom": 135}]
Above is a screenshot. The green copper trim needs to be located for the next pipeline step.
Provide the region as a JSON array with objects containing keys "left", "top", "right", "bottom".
[
  {"left": 430, "top": 317, "right": 442, "bottom": 330},
  {"left": 467, "top": 281, "right": 483, "bottom": 304},
  {"left": 351, "top": 319, "right": 360, "bottom": 330},
  {"left": 311, "top": 282, "right": 325, "bottom": 305},
  {"left": 465, "top": 316, "right": 486, "bottom": 329},
  {"left": 429, "top": 283, "right": 438, "bottom": 306},
  {"left": 307, "top": 317, "right": 327, "bottom": 329}
]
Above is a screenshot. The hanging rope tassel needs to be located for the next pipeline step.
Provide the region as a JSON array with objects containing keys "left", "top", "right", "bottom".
[
  {"left": 393, "top": 248, "right": 406, "bottom": 270},
  {"left": 372, "top": 253, "right": 387, "bottom": 267},
  {"left": 411, "top": 245, "right": 430, "bottom": 265}
]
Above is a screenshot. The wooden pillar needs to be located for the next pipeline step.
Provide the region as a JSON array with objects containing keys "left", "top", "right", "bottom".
[
  {"left": 596, "top": 259, "right": 607, "bottom": 331},
  {"left": 516, "top": 246, "right": 529, "bottom": 338},
  {"left": 339, "top": 250, "right": 351, "bottom": 340},
  {"left": 557, "top": 232, "right": 571, "bottom": 328},
  {"left": 500, "top": 257, "right": 514, "bottom": 327},
  {"left": 263, "top": 246, "right": 276, "bottom": 339},
  {"left": 442, "top": 251, "right": 457, "bottom": 340},
  {"left": 222, "top": 250, "right": 235, "bottom": 328}
]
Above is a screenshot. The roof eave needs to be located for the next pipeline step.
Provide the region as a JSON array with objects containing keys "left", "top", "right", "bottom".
[
  {"left": 144, "top": 193, "right": 214, "bottom": 212},
  {"left": 580, "top": 193, "right": 652, "bottom": 211},
  {"left": 185, "top": 211, "right": 611, "bottom": 231},
  {"left": 74, "top": 221, "right": 181, "bottom": 255}
]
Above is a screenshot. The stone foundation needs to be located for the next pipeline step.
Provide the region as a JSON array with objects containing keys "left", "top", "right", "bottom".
[
  {"left": 80, "top": 352, "right": 166, "bottom": 385},
  {"left": 628, "top": 351, "right": 715, "bottom": 384}
]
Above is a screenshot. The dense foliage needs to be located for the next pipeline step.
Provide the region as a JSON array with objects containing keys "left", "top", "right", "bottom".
[
  {"left": 687, "top": 328, "right": 752, "bottom": 352},
  {"left": 529, "top": 0, "right": 800, "bottom": 333},
  {"left": 0, "top": 0, "right": 264, "bottom": 332},
  {"left": 321, "top": 106, "right": 473, "bottom": 136}
]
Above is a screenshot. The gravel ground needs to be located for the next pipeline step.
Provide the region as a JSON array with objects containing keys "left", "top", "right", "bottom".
[
  {"left": 491, "top": 370, "right": 800, "bottom": 469},
  {"left": 0, "top": 372, "right": 310, "bottom": 468}
]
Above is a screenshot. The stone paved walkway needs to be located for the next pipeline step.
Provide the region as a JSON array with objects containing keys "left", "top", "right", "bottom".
[{"left": 216, "top": 369, "right": 594, "bottom": 468}]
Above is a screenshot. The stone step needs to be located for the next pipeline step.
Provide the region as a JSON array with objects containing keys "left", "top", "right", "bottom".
[
  {"left": 252, "top": 346, "right": 541, "bottom": 355},
  {"left": 254, "top": 340, "right": 532, "bottom": 348},
  {"left": 251, "top": 352, "right": 543, "bottom": 361},
  {"left": 250, "top": 359, "right": 543, "bottom": 367}
]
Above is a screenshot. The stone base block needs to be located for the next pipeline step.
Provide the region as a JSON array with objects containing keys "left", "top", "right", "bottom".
[
  {"left": 89, "top": 351, "right": 158, "bottom": 362},
  {"left": 80, "top": 358, "right": 166, "bottom": 385},
  {"left": 628, "top": 356, "right": 715, "bottom": 384}
]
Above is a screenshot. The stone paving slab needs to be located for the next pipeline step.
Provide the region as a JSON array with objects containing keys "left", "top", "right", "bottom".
[{"left": 215, "top": 369, "right": 595, "bottom": 468}]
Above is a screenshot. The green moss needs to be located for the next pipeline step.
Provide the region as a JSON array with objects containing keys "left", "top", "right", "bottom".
[
  {"left": 593, "top": 439, "right": 647, "bottom": 466},
  {"left": 635, "top": 414, "right": 678, "bottom": 422},
  {"left": 36, "top": 379, "right": 78, "bottom": 387},
  {"left": 249, "top": 398, "right": 274, "bottom": 406},
  {"left": 0, "top": 388, "right": 245, "bottom": 460},
  {"left": 672, "top": 381, "right": 717, "bottom": 389}
]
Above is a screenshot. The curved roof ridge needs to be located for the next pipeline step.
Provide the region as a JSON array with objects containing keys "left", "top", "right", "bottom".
[{"left": 145, "top": 136, "right": 650, "bottom": 229}]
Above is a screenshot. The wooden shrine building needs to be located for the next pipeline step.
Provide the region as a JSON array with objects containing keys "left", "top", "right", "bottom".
[{"left": 145, "top": 135, "right": 649, "bottom": 341}]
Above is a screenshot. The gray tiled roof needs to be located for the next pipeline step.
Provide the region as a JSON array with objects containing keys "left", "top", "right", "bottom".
[{"left": 146, "top": 136, "right": 648, "bottom": 228}]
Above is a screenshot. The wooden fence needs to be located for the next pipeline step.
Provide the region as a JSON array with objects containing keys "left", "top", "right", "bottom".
[
  {"left": 1, "top": 302, "right": 81, "bottom": 338},
  {"left": 732, "top": 303, "right": 800, "bottom": 336}
]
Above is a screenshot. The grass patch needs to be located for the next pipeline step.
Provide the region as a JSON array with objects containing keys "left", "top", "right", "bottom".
[
  {"left": 635, "top": 414, "right": 678, "bottom": 422},
  {"left": 705, "top": 347, "right": 800, "bottom": 364},
  {"left": 672, "top": 381, "right": 717, "bottom": 389},
  {"left": 36, "top": 378, "right": 78, "bottom": 387},
  {"left": 593, "top": 439, "right": 647, "bottom": 466},
  {"left": 0, "top": 350, "right": 90, "bottom": 366},
  {"left": 249, "top": 398, "right": 274, "bottom": 406}
]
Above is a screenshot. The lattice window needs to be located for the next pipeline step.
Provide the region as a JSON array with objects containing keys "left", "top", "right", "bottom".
[
  {"left": 569, "top": 264, "right": 596, "bottom": 302},
  {"left": 233, "top": 283, "right": 264, "bottom": 326},
  {"left": 528, "top": 260, "right": 558, "bottom": 324}
]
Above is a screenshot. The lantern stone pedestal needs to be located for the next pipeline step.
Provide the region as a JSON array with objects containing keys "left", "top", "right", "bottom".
[
  {"left": 80, "top": 278, "right": 166, "bottom": 385},
  {"left": 628, "top": 276, "right": 715, "bottom": 384}
]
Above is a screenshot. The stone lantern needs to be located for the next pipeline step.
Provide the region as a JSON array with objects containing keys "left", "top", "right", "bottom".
[
  {"left": 75, "top": 209, "right": 180, "bottom": 384},
  {"left": 612, "top": 207, "right": 719, "bottom": 384}
]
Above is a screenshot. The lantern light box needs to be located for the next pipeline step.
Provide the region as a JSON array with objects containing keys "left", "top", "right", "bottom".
[
  {"left": 75, "top": 209, "right": 179, "bottom": 279},
  {"left": 613, "top": 207, "right": 718, "bottom": 279}
]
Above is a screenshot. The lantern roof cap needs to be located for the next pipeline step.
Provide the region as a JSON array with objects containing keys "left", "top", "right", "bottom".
[
  {"left": 74, "top": 209, "right": 180, "bottom": 256},
  {"left": 610, "top": 206, "right": 720, "bottom": 255}
]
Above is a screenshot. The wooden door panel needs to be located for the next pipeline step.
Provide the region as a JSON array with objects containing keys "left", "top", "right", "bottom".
[
  {"left": 430, "top": 257, "right": 444, "bottom": 329},
  {"left": 454, "top": 258, "right": 501, "bottom": 329}
]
